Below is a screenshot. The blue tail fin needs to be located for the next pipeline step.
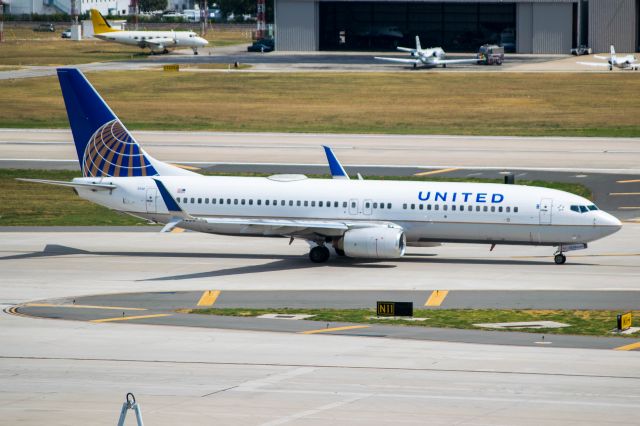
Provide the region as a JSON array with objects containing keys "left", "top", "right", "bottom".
[{"left": 57, "top": 68, "right": 158, "bottom": 177}]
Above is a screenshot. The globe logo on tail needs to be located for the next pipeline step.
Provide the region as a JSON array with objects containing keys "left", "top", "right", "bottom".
[{"left": 82, "top": 120, "right": 158, "bottom": 177}]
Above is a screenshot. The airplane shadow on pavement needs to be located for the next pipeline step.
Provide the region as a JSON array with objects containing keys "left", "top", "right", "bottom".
[{"left": 0, "top": 244, "right": 586, "bottom": 281}]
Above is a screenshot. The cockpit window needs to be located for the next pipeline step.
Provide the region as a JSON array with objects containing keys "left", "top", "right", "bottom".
[{"left": 571, "top": 204, "right": 598, "bottom": 213}]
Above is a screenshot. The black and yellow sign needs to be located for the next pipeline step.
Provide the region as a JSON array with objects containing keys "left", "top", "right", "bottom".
[
  {"left": 163, "top": 64, "right": 180, "bottom": 72},
  {"left": 377, "top": 301, "right": 413, "bottom": 317},
  {"left": 617, "top": 312, "right": 632, "bottom": 331}
]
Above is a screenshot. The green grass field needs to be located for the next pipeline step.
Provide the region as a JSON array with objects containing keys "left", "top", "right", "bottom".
[
  {"left": 0, "top": 169, "right": 592, "bottom": 226},
  {"left": 188, "top": 307, "right": 640, "bottom": 338},
  {"left": 0, "top": 71, "right": 638, "bottom": 136}
]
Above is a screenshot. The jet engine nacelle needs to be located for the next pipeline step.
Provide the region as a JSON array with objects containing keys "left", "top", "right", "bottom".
[{"left": 342, "top": 227, "right": 406, "bottom": 259}]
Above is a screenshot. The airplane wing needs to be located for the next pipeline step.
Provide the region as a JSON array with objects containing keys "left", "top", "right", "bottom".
[
  {"left": 396, "top": 47, "right": 414, "bottom": 53},
  {"left": 627, "top": 63, "right": 640, "bottom": 70},
  {"left": 144, "top": 38, "right": 175, "bottom": 50},
  {"left": 153, "top": 178, "right": 396, "bottom": 237},
  {"left": 16, "top": 178, "right": 117, "bottom": 190},
  {"left": 577, "top": 61, "right": 610, "bottom": 67},
  {"left": 322, "top": 145, "right": 350, "bottom": 180},
  {"left": 374, "top": 56, "right": 421, "bottom": 65},
  {"left": 593, "top": 55, "right": 609, "bottom": 60},
  {"left": 436, "top": 58, "right": 479, "bottom": 65}
]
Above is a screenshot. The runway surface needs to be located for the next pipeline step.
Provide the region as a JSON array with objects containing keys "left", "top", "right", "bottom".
[{"left": 2, "top": 229, "right": 640, "bottom": 423}]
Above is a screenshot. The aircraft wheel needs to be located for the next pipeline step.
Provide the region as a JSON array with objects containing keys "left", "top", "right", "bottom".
[
  {"left": 309, "top": 246, "right": 330, "bottom": 263},
  {"left": 554, "top": 254, "right": 567, "bottom": 265},
  {"left": 443, "top": 64, "right": 447, "bottom": 68},
  {"left": 194, "top": 51, "right": 199, "bottom": 55}
]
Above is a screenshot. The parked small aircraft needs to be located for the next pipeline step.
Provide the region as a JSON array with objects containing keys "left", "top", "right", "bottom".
[
  {"left": 578, "top": 45, "right": 640, "bottom": 71},
  {"left": 375, "top": 36, "right": 479, "bottom": 68}
]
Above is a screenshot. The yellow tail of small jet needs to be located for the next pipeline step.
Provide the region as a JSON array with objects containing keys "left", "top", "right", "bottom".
[{"left": 90, "top": 9, "right": 120, "bottom": 34}]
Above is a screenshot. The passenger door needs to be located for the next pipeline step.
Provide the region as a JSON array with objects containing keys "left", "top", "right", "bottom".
[{"left": 539, "top": 198, "right": 552, "bottom": 224}]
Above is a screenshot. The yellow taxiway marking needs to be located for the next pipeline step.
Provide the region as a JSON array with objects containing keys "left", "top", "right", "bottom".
[
  {"left": 171, "top": 227, "right": 185, "bottom": 233},
  {"left": 425, "top": 290, "right": 449, "bottom": 307},
  {"left": 25, "top": 303, "right": 147, "bottom": 311},
  {"left": 616, "top": 179, "right": 640, "bottom": 184},
  {"left": 614, "top": 341, "right": 640, "bottom": 351},
  {"left": 197, "top": 290, "right": 221, "bottom": 307},
  {"left": 414, "top": 168, "right": 459, "bottom": 177},
  {"left": 300, "top": 325, "right": 370, "bottom": 335},
  {"left": 618, "top": 207, "right": 640, "bottom": 210},
  {"left": 91, "top": 313, "right": 171, "bottom": 323},
  {"left": 609, "top": 192, "right": 640, "bottom": 196}
]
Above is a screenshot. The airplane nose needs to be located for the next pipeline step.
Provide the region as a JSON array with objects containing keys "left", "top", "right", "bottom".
[
  {"left": 199, "top": 38, "right": 209, "bottom": 46},
  {"left": 597, "top": 211, "right": 622, "bottom": 235}
]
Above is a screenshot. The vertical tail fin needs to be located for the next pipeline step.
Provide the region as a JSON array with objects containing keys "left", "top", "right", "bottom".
[
  {"left": 57, "top": 68, "right": 194, "bottom": 177},
  {"left": 610, "top": 45, "right": 616, "bottom": 58},
  {"left": 415, "top": 35, "right": 422, "bottom": 51},
  {"left": 90, "top": 9, "right": 120, "bottom": 34}
]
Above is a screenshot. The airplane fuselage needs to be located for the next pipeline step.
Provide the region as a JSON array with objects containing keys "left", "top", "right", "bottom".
[
  {"left": 75, "top": 175, "right": 621, "bottom": 247},
  {"left": 95, "top": 30, "right": 207, "bottom": 53}
]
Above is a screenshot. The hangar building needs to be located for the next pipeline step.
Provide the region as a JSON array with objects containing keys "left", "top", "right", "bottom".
[{"left": 274, "top": 0, "right": 639, "bottom": 54}]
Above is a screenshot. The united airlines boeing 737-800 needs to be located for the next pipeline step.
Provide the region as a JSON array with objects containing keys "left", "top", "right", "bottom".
[{"left": 20, "top": 69, "right": 622, "bottom": 264}]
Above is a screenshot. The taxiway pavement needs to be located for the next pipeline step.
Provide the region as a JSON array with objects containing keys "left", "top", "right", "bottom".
[
  {"left": 3, "top": 227, "right": 640, "bottom": 423},
  {"left": 2, "top": 129, "right": 640, "bottom": 172}
]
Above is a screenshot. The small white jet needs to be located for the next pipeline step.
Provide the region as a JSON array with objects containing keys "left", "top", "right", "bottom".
[
  {"left": 578, "top": 45, "right": 640, "bottom": 71},
  {"left": 90, "top": 9, "right": 208, "bottom": 55},
  {"left": 21, "top": 69, "right": 622, "bottom": 265},
  {"left": 375, "top": 36, "right": 479, "bottom": 69}
]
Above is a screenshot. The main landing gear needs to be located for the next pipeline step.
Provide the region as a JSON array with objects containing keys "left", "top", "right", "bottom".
[{"left": 309, "top": 245, "right": 330, "bottom": 263}]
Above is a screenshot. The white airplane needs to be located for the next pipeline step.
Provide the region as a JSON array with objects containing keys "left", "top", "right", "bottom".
[
  {"left": 375, "top": 36, "right": 479, "bottom": 69},
  {"left": 578, "top": 45, "right": 640, "bottom": 71},
  {"left": 90, "top": 9, "right": 208, "bottom": 55},
  {"left": 20, "top": 68, "right": 622, "bottom": 265}
]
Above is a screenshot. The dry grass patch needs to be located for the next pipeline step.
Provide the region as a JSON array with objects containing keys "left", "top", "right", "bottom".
[{"left": 0, "top": 71, "right": 639, "bottom": 136}]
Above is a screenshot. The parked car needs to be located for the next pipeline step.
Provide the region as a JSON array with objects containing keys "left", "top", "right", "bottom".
[
  {"left": 33, "top": 23, "right": 55, "bottom": 32},
  {"left": 571, "top": 45, "right": 592, "bottom": 56},
  {"left": 247, "top": 38, "right": 274, "bottom": 53},
  {"left": 61, "top": 28, "right": 71, "bottom": 39},
  {"left": 477, "top": 44, "right": 504, "bottom": 65}
]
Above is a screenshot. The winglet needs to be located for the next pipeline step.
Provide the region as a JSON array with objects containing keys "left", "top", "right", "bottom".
[
  {"left": 322, "top": 146, "right": 350, "bottom": 180},
  {"left": 153, "top": 178, "right": 189, "bottom": 219}
]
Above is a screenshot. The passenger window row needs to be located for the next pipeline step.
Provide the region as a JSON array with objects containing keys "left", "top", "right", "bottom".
[
  {"left": 402, "top": 203, "right": 518, "bottom": 213},
  {"left": 175, "top": 197, "right": 391, "bottom": 210}
]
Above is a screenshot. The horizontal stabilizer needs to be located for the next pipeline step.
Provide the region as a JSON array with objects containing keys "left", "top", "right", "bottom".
[{"left": 16, "top": 178, "right": 116, "bottom": 190}]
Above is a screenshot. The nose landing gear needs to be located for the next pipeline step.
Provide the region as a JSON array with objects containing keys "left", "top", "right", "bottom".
[{"left": 554, "top": 253, "right": 567, "bottom": 265}]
